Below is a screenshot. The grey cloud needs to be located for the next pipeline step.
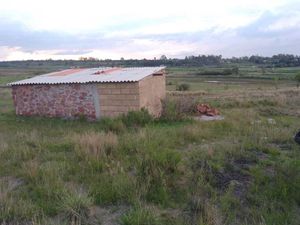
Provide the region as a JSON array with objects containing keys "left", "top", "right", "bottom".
[
  {"left": 0, "top": 18, "right": 130, "bottom": 52},
  {"left": 141, "top": 11, "right": 300, "bottom": 57},
  {"left": 237, "top": 11, "right": 300, "bottom": 38}
]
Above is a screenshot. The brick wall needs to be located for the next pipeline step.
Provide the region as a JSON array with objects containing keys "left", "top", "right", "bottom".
[
  {"left": 97, "top": 82, "right": 140, "bottom": 117},
  {"left": 97, "top": 73, "right": 166, "bottom": 118},
  {"left": 12, "top": 84, "right": 97, "bottom": 119},
  {"left": 138, "top": 73, "right": 166, "bottom": 116}
]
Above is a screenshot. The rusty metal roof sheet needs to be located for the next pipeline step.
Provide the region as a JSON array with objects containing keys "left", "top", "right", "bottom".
[{"left": 7, "top": 67, "right": 165, "bottom": 86}]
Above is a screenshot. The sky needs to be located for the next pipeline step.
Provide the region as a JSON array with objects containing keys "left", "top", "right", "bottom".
[{"left": 0, "top": 0, "right": 299, "bottom": 60}]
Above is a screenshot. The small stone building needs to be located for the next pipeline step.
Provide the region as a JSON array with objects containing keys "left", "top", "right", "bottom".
[{"left": 8, "top": 67, "right": 166, "bottom": 120}]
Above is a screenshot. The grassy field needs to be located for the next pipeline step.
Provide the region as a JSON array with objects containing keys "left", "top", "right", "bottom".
[{"left": 0, "top": 66, "right": 300, "bottom": 225}]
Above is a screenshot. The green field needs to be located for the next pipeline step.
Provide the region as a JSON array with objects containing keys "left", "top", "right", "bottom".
[{"left": 0, "top": 65, "right": 300, "bottom": 225}]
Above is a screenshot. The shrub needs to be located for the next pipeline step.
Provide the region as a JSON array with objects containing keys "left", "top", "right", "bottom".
[
  {"left": 176, "top": 83, "right": 190, "bottom": 91},
  {"left": 160, "top": 99, "right": 183, "bottom": 122},
  {"left": 231, "top": 66, "right": 239, "bottom": 75},
  {"left": 100, "top": 117, "right": 126, "bottom": 133},
  {"left": 222, "top": 68, "right": 233, "bottom": 75},
  {"left": 160, "top": 97, "right": 197, "bottom": 121},
  {"left": 196, "top": 69, "right": 235, "bottom": 76},
  {"left": 121, "top": 109, "right": 153, "bottom": 128}
]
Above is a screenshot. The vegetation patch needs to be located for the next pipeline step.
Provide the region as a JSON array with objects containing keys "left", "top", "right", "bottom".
[{"left": 0, "top": 65, "right": 300, "bottom": 224}]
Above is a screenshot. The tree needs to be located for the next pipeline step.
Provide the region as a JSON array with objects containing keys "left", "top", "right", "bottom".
[
  {"left": 79, "top": 57, "right": 88, "bottom": 61},
  {"left": 295, "top": 72, "right": 300, "bottom": 88},
  {"left": 160, "top": 55, "right": 167, "bottom": 60}
]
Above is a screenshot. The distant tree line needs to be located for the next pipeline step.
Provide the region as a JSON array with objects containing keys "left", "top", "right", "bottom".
[
  {"left": 1, "top": 54, "right": 300, "bottom": 68},
  {"left": 228, "top": 54, "right": 300, "bottom": 67}
]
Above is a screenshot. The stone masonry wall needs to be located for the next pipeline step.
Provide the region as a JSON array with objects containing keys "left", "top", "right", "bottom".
[
  {"left": 12, "top": 84, "right": 97, "bottom": 119},
  {"left": 139, "top": 73, "right": 166, "bottom": 116},
  {"left": 97, "top": 82, "right": 140, "bottom": 117}
]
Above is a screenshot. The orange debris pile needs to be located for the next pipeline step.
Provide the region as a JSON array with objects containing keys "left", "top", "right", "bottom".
[{"left": 196, "top": 104, "right": 220, "bottom": 116}]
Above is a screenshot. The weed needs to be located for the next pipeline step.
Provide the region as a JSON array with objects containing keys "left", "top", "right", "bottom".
[
  {"left": 59, "top": 189, "right": 92, "bottom": 224},
  {"left": 91, "top": 173, "right": 136, "bottom": 204}
]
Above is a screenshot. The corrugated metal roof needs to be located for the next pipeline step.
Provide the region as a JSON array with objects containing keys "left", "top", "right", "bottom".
[{"left": 7, "top": 67, "right": 165, "bottom": 86}]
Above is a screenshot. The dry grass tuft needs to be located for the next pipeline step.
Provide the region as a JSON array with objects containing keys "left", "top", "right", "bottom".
[
  {"left": 185, "top": 197, "right": 223, "bottom": 225},
  {"left": 0, "top": 177, "right": 23, "bottom": 202},
  {"left": 73, "top": 131, "right": 118, "bottom": 159},
  {"left": 22, "top": 160, "right": 39, "bottom": 180}
]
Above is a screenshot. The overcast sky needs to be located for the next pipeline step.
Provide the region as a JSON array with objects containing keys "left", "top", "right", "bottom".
[{"left": 0, "top": 0, "right": 299, "bottom": 60}]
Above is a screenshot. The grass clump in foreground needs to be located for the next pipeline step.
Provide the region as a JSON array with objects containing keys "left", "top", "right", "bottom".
[
  {"left": 0, "top": 80, "right": 300, "bottom": 224},
  {"left": 121, "top": 206, "right": 160, "bottom": 225}
]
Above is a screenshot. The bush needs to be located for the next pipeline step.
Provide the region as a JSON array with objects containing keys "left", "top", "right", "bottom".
[
  {"left": 100, "top": 117, "right": 126, "bottom": 133},
  {"left": 160, "top": 99, "right": 183, "bottom": 122},
  {"left": 160, "top": 97, "right": 197, "bottom": 121},
  {"left": 196, "top": 68, "right": 238, "bottom": 76},
  {"left": 176, "top": 83, "right": 190, "bottom": 91},
  {"left": 121, "top": 109, "right": 153, "bottom": 128}
]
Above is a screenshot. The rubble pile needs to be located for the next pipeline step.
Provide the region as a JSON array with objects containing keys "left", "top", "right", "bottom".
[{"left": 196, "top": 103, "right": 220, "bottom": 116}]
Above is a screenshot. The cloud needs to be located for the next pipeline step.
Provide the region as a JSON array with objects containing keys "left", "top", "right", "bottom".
[
  {"left": 0, "top": 46, "right": 20, "bottom": 60},
  {"left": 0, "top": 0, "right": 299, "bottom": 60},
  {"left": 54, "top": 50, "right": 92, "bottom": 55},
  {"left": 1, "top": 0, "right": 286, "bottom": 33},
  {"left": 0, "top": 18, "right": 128, "bottom": 51}
]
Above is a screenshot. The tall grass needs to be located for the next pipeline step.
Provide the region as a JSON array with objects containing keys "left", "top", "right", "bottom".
[
  {"left": 0, "top": 80, "right": 299, "bottom": 224},
  {"left": 73, "top": 131, "right": 118, "bottom": 159}
]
